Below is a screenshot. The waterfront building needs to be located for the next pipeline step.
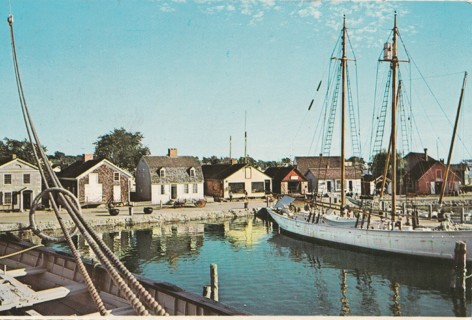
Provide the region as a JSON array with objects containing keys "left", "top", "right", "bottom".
[
  {"left": 295, "top": 156, "right": 362, "bottom": 195},
  {"left": 264, "top": 166, "right": 308, "bottom": 196},
  {"left": 202, "top": 164, "right": 271, "bottom": 200},
  {"left": 0, "top": 155, "right": 41, "bottom": 211},
  {"left": 59, "top": 154, "right": 133, "bottom": 205},
  {"left": 135, "top": 149, "right": 204, "bottom": 204}
]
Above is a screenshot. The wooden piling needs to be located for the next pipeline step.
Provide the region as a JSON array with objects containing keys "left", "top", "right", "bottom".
[
  {"left": 461, "top": 207, "right": 465, "bottom": 224},
  {"left": 428, "top": 204, "right": 432, "bottom": 220},
  {"left": 450, "top": 241, "right": 467, "bottom": 290},
  {"left": 210, "top": 263, "right": 219, "bottom": 301},
  {"left": 128, "top": 206, "right": 133, "bottom": 216}
]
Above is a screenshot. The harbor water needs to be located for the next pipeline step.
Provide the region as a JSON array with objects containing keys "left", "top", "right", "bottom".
[{"left": 52, "top": 216, "right": 471, "bottom": 316}]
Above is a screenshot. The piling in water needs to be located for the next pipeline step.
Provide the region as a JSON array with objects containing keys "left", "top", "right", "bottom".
[{"left": 210, "top": 263, "right": 219, "bottom": 302}]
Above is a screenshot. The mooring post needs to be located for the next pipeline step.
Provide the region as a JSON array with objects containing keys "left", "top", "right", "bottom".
[
  {"left": 451, "top": 241, "right": 467, "bottom": 290},
  {"left": 128, "top": 205, "right": 133, "bottom": 216},
  {"left": 210, "top": 263, "right": 219, "bottom": 301},
  {"left": 461, "top": 207, "right": 465, "bottom": 224},
  {"left": 266, "top": 197, "right": 269, "bottom": 207},
  {"left": 428, "top": 204, "right": 432, "bottom": 220},
  {"left": 202, "top": 285, "right": 211, "bottom": 298},
  {"left": 402, "top": 202, "right": 406, "bottom": 216},
  {"left": 160, "top": 200, "right": 162, "bottom": 209}
]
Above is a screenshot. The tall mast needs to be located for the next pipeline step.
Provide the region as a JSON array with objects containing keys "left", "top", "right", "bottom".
[
  {"left": 439, "top": 72, "right": 468, "bottom": 205},
  {"left": 340, "top": 15, "right": 347, "bottom": 211},
  {"left": 390, "top": 12, "right": 399, "bottom": 222},
  {"left": 244, "top": 110, "right": 247, "bottom": 164}
]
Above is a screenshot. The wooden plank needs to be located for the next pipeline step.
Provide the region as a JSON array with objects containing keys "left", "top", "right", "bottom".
[
  {"left": 24, "top": 309, "right": 42, "bottom": 316},
  {"left": 34, "top": 283, "right": 88, "bottom": 302},
  {"left": 86, "top": 306, "right": 135, "bottom": 316},
  {"left": 5, "top": 266, "right": 46, "bottom": 278}
]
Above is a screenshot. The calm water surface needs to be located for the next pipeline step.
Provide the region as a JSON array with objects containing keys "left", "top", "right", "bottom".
[{"left": 53, "top": 216, "right": 471, "bottom": 316}]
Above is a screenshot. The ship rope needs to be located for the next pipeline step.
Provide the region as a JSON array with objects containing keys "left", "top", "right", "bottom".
[{"left": 7, "top": 15, "right": 167, "bottom": 316}]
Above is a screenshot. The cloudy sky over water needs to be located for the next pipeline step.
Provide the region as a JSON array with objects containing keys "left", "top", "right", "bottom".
[{"left": 0, "top": 1, "right": 471, "bottom": 163}]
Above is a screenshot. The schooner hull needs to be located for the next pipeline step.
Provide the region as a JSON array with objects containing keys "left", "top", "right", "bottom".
[{"left": 266, "top": 208, "right": 472, "bottom": 261}]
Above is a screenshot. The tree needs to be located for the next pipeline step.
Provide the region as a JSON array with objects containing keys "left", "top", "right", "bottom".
[
  {"left": 94, "top": 128, "right": 150, "bottom": 174},
  {"left": 0, "top": 138, "right": 47, "bottom": 165},
  {"left": 48, "top": 151, "right": 82, "bottom": 168},
  {"left": 371, "top": 150, "right": 406, "bottom": 194}
]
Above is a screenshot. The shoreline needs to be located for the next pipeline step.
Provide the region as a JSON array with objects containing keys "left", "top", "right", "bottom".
[{"left": 0, "top": 199, "right": 267, "bottom": 237}]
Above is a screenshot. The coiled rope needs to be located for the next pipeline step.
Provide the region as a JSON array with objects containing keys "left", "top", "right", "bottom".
[{"left": 8, "top": 15, "right": 167, "bottom": 316}]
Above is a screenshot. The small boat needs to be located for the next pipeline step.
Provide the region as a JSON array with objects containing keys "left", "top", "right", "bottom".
[
  {"left": 0, "top": 234, "right": 246, "bottom": 316},
  {"left": 322, "top": 212, "right": 357, "bottom": 228}
]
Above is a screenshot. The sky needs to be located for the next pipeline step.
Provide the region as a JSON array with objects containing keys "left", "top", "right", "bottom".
[{"left": 0, "top": 0, "right": 471, "bottom": 163}]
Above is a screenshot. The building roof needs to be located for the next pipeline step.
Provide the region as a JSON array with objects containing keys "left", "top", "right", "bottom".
[
  {"left": 295, "top": 156, "right": 342, "bottom": 175},
  {"left": 142, "top": 156, "right": 203, "bottom": 184},
  {"left": 202, "top": 164, "right": 247, "bottom": 180},
  {"left": 0, "top": 157, "right": 38, "bottom": 170},
  {"left": 306, "top": 166, "right": 361, "bottom": 180},
  {"left": 264, "top": 166, "right": 307, "bottom": 182},
  {"left": 408, "top": 160, "right": 461, "bottom": 182},
  {"left": 59, "top": 159, "right": 132, "bottom": 179}
]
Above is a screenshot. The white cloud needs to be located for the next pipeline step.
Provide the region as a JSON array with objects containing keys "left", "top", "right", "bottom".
[{"left": 160, "top": 3, "right": 176, "bottom": 12}]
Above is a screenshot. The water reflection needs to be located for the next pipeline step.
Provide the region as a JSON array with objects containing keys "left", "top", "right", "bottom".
[
  {"left": 267, "top": 230, "right": 471, "bottom": 316},
  {"left": 46, "top": 216, "right": 472, "bottom": 316}
]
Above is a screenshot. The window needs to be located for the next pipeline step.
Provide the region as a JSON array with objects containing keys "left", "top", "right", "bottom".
[
  {"left": 335, "top": 179, "right": 341, "bottom": 191},
  {"left": 24, "top": 174, "right": 31, "bottom": 184},
  {"left": 193, "top": 184, "right": 198, "bottom": 193},
  {"left": 189, "top": 168, "right": 196, "bottom": 178},
  {"left": 245, "top": 167, "right": 252, "bottom": 179},
  {"left": 4, "top": 192, "right": 12, "bottom": 205},
  {"left": 251, "top": 182, "right": 264, "bottom": 193},
  {"left": 4, "top": 174, "right": 12, "bottom": 185},
  {"left": 436, "top": 170, "right": 442, "bottom": 180},
  {"left": 160, "top": 185, "right": 165, "bottom": 195},
  {"left": 114, "top": 172, "right": 120, "bottom": 181},
  {"left": 160, "top": 168, "right": 166, "bottom": 178},
  {"left": 184, "top": 184, "right": 189, "bottom": 193},
  {"left": 228, "top": 182, "right": 245, "bottom": 194}
]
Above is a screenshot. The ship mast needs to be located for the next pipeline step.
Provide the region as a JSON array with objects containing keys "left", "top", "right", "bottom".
[
  {"left": 439, "top": 72, "right": 468, "bottom": 205},
  {"left": 386, "top": 13, "right": 399, "bottom": 222},
  {"left": 341, "top": 15, "right": 347, "bottom": 211}
]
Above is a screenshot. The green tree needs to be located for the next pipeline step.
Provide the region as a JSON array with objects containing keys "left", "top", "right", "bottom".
[
  {"left": 48, "top": 151, "right": 82, "bottom": 168},
  {"left": 371, "top": 150, "right": 406, "bottom": 194},
  {"left": 94, "top": 128, "right": 150, "bottom": 174},
  {"left": 0, "top": 138, "right": 46, "bottom": 165}
]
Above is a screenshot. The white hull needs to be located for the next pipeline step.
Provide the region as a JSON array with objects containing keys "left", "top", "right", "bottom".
[{"left": 266, "top": 207, "right": 472, "bottom": 261}]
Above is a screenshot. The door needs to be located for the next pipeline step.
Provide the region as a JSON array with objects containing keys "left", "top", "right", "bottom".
[
  {"left": 171, "top": 184, "right": 177, "bottom": 199},
  {"left": 264, "top": 180, "right": 271, "bottom": 193},
  {"left": 23, "top": 191, "right": 32, "bottom": 210},
  {"left": 113, "top": 185, "right": 121, "bottom": 202}
]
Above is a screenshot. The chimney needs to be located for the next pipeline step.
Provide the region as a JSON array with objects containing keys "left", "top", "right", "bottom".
[
  {"left": 11, "top": 154, "right": 17, "bottom": 160},
  {"left": 168, "top": 148, "right": 178, "bottom": 157},
  {"left": 424, "top": 148, "right": 428, "bottom": 161},
  {"left": 83, "top": 154, "right": 94, "bottom": 162}
]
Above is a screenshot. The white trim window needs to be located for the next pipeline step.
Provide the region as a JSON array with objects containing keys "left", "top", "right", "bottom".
[
  {"left": 4, "top": 192, "right": 12, "bottom": 205},
  {"left": 193, "top": 184, "right": 198, "bottom": 193},
  {"left": 160, "top": 168, "right": 166, "bottom": 178},
  {"left": 24, "top": 174, "right": 31, "bottom": 184},
  {"left": 114, "top": 172, "right": 120, "bottom": 181},
  {"left": 160, "top": 185, "right": 165, "bottom": 195},
  {"left": 4, "top": 174, "right": 12, "bottom": 185},
  {"left": 184, "top": 184, "right": 189, "bottom": 193}
]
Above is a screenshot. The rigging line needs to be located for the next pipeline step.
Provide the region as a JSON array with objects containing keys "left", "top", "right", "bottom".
[
  {"left": 368, "top": 61, "right": 381, "bottom": 162},
  {"left": 9, "top": 15, "right": 167, "bottom": 316},
  {"left": 9, "top": 16, "right": 109, "bottom": 316}
]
